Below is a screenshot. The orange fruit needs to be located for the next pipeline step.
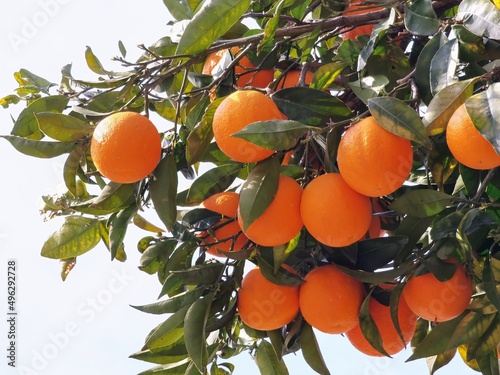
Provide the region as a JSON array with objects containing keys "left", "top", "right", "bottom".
[
  {"left": 402, "top": 264, "right": 473, "bottom": 322},
  {"left": 337, "top": 116, "right": 413, "bottom": 197},
  {"left": 367, "top": 214, "right": 382, "bottom": 239},
  {"left": 234, "top": 54, "right": 274, "bottom": 89},
  {"left": 237, "top": 267, "right": 300, "bottom": 331},
  {"left": 90, "top": 111, "right": 161, "bottom": 184},
  {"left": 200, "top": 192, "right": 247, "bottom": 257},
  {"left": 446, "top": 103, "right": 500, "bottom": 170},
  {"left": 201, "top": 219, "right": 248, "bottom": 257},
  {"left": 300, "top": 173, "right": 372, "bottom": 247},
  {"left": 202, "top": 49, "right": 229, "bottom": 76},
  {"left": 299, "top": 264, "right": 366, "bottom": 334},
  {"left": 212, "top": 90, "right": 287, "bottom": 163},
  {"left": 201, "top": 191, "right": 239, "bottom": 218},
  {"left": 340, "top": 1, "right": 383, "bottom": 40},
  {"left": 278, "top": 70, "right": 314, "bottom": 89},
  {"left": 346, "top": 294, "right": 418, "bottom": 356},
  {"left": 238, "top": 175, "right": 303, "bottom": 246}
]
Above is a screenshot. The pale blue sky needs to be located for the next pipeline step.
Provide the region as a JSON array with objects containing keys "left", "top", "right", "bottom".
[{"left": 0, "top": 1, "right": 477, "bottom": 374}]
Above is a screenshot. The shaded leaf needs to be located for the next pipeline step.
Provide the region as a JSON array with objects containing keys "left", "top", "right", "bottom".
[
  {"left": 272, "top": 87, "right": 352, "bottom": 127},
  {"left": 238, "top": 156, "right": 280, "bottom": 231},
  {"left": 143, "top": 305, "right": 190, "bottom": 350},
  {"left": 88, "top": 182, "right": 136, "bottom": 212},
  {"left": 359, "top": 291, "right": 390, "bottom": 357},
  {"left": 483, "top": 254, "right": 500, "bottom": 311},
  {"left": 415, "top": 32, "right": 448, "bottom": 105},
  {"left": 301, "top": 323, "right": 330, "bottom": 375},
  {"left": 184, "top": 293, "right": 214, "bottom": 373},
  {"left": 59, "top": 257, "right": 76, "bottom": 281},
  {"left": 390, "top": 190, "right": 452, "bottom": 218},
  {"left": 356, "top": 236, "right": 409, "bottom": 272},
  {"left": 255, "top": 340, "right": 289, "bottom": 375},
  {"left": 109, "top": 204, "right": 137, "bottom": 260},
  {"left": 368, "top": 96, "right": 432, "bottom": 149},
  {"left": 132, "top": 287, "right": 206, "bottom": 315},
  {"left": 171, "top": 263, "right": 225, "bottom": 285},
  {"left": 448, "top": 311, "right": 497, "bottom": 349},
  {"left": 151, "top": 154, "right": 178, "bottom": 231},
  {"left": 63, "top": 146, "right": 85, "bottom": 197},
  {"left": 427, "top": 349, "right": 456, "bottom": 375},
  {"left": 429, "top": 39, "right": 459, "bottom": 96},
  {"left": 85, "top": 46, "right": 114, "bottom": 75},
  {"left": 256, "top": 254, "right": 303, "bottom": 286},
  {"left": 467, "top": 313, "right": 500, "bottom": 360},
  {"left": 395, "top": 215, "right": 434, "bottom": 266}
]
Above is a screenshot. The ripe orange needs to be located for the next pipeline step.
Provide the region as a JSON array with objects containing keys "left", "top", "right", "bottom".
[
  {"left": 90, "top": 111, "right": 161, "bottom": 184},
  {"left": 200, "top": 192, "right": 247, "bottom": 257},
  {"left": 402, "top": 264, "right": 473, "bottom": 322},
  {"left": 212, "top": 90, "right": 287, "bottom": 163},
  {"left": 202, "top": 49, "right": 229, "bottom": 76},
  {"left": 237, "top": 267, "right": 300, "bottom": 331},
  {"left": 346, "top": 294, "right": 418, "bottom": 356},
  {"left": 340, "top": 1, "right": 382, "bottom": 40},
  {"left": 277, "top": 70, "right": 314, "bottom": 89},
  {"left": 201, "top": 219, "right": 248, "bottom": 257},
  {"left": 337, "top": 116, "right": 413, "bottom": 197},
  {"left": 238, "top": 175, "right": 303, "bottom": 247},
  {"left": 234, "top": 54, "right": 274, "bottom": 89},
  {"left": 367, "top": 214, "right": 382, "bottom": 239},
  {"left": 202, "top": 191, "right": 239, "bottom": 218},
  {"left": 300, "top": 173, "right": 372, "bottom": 247},
  {"left": 446, "top": 103, "right": 500, "bottom": 170},
  {"left": 299, "top": 264, "right": 366, "bottom": 334}
]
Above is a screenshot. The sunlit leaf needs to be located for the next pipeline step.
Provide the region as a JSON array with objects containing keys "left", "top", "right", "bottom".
[
  {"left": 391, "top": 190, "right": 452, "bottom": 218},
  {"left": 59, "top": 257, "right": 76, "bottom": 281},
  {"left": 233, "top": 120, "right": 316, "bottom": 150},
  {"left": 176, "top": 0, "right": 251, "bottom": 56},
  {"left": 301, "top": 323, "right": 330, "bottom": 375},
  {"left": 457, "top": 0, "right": 500, "bottom": 40},
  {"left": 41, "top": 216, "right": 102, "bottom": 259},
  {"left": 359, "top": 291, "right": 390, "bottom": 357},
  {"left": 35, "top": 112, "right": 93, "bottom": 142},
  {"left": 404, "top": 0, "right": 439, "bottom": 36},
  {"left": 368, "top": 97, "right": 432, "bottom": 149},
  {"left": 309, "top": 62, "right": 348, "bottom": 91}
]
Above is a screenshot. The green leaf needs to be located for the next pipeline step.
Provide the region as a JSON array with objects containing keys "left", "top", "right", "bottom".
[
  {"left": 359, "top": 291, "right": 391, "bottom": 357},
  {"left": 404, "top": 0, "right": 439, "bottom": 36},
  {"left": 63, "top": 146, "right": 85, "bottom": 197},
  {"left": 184, "top": 293, "right": 214, "bottom": 373},
  {"left": 423, "top": 79, "right": 475, "bottom": 136},
  {"left": 11, "top": 95, "right": 69, "bottom": 139},
  {"left": 85, "top": 46, "right": 113, "bottom": 75},
  {"left": 414, "top": 32, "right": 448, "bottom": 105},
  {"left": 272, "top": 87, "right": 352, "bottom": 127},
  {"left": 336, "top": 263, "right": 411, "bottom": 284},
  {"left": 483, "top": 254, "right": 500, "bottom": 311},
  {"left": 390, "top": 190, "right": 452, "bottom": 218},
  {"left": 267, "top": 329, "right": 283, "bottom": 362},
  {"left": 395, "top": 215, "right": 434, "bottom": 266},
  {"left": 175, "top": 0, "right": 251, "bottom": 56},
  {"left": 233, "top": 120, "right": 316, "bottom": 150},
  {"left": 356, "top": 236, "right": 409, "bottom": 272},
  {"left": 35, "top": 112, "right": 93, "bottom": 142},
  {"left": 87, "top": 182, "right": 136, "bottom": 212},
  {"left": 429, "top": 39, "right": 459, "bottom": 96},
  {"left": 427, "top": 349, "right": 456, "bottom": 375},
  {"left": 256, "top": 254, "right": 303, "bottom": 286},
  {"left": 0, "top": 135, "right": 76, "bottom": 158},
  {"left": 349, "top": 75, "right": 389, "bottom": 105},
  {"left": 171, "top": 263, "right": 225, "bottom": 285},
  {"left": 255, "top": 340, "right": 289, "bottom": 375},
  {"left": 464, "top": 83, "right": 500, "bottom": 154},
  {"left": 260, "top": 0, "right": 284, "bottom": 52},
  {"left": 143, "top": 305, "right": 190, "bottom": 350},
  {"left": 238, "top": 156, "right": 280, "bottom": 231},
  {"left": 118, "top": 40, "right": 127, "bottom": 58},
  {"left": 130, "top": 341, "right": 188, "bottom": 365},
  {"left": 186, "top": 99, "right": 220, "bottom": 165},
  {"left": 457, "top": 0, "right": 500, "bottom": 40},
  {"left": 357, "top": 9, "right": 396, "bottom": 71},
  {"left": 447, "top": 311, "right": 497, "bottom": 349},
  {"left": 15, "top": 69, "right": 55, "bottom": 94},
  {"left": 309, "top": 62, "right": 348, "bottom": 91},
  {"left": 476, "top": 350, "right": 500, "bottom": 375},
  {"left": 151, "top": 154, "right": 178, "bottom": 231},
  {"left": 41, "top": 216, "right": 102, "bottom": 259},
  {"left": 406, "top": 313, "right": 466, "bottom": 361},
  {"left": 368, "top": 97, "right": 432, "bottom": 149},
  {"left": 0, "top": 94, "right": 21, "bottom": 108},
  {"left": 109, "top": 204, "right": 137, "bottom": 260},
  {"left": 137, "top": 360, "right": 189, "bottom": 375},
  {"left": 132, "top": 287, "right": 206, "bottom": 315},
  {"left": 133, "top": 214, "right": 166, "bottom": 233},
  {"left": 186, "top": 163, "right": 242, "bottom": 205},
  {"left": 162, "top": 0, "right": 193, "bottom": 20},
  {"left": 467, "top": 313, "right": 500, "bottom": 360},
  {"left": 301, "top": 323, "right": 331, "bottom": 375}
]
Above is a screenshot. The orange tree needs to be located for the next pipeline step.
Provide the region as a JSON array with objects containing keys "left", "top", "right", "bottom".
[{"left": 1, "top": 0, "right": 500, "bottom": 374}]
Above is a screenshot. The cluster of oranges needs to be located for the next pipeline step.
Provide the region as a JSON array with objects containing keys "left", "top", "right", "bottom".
[{"left": 236, "top": 261, "right": 473, "bottom": 357}]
